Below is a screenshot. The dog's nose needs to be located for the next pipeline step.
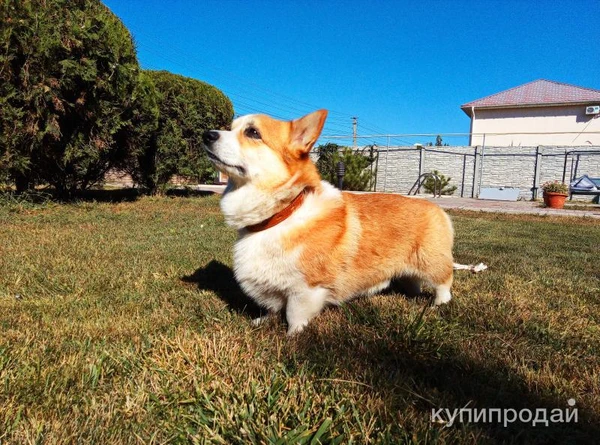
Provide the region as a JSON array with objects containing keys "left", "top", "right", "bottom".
[{"left": 203, "top": 130, "right": 220, "bottom": 144}]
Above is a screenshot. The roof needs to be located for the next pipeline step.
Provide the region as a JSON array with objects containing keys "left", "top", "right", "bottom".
[{"left": 461, "top": 79, "right": 600, "bottom": 116}]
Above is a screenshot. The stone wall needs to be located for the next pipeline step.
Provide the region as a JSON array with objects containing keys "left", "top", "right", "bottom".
[
  {"left": 104, "top": 170, "right": 202, "bottom": 188},
  {"left": 373, "top": 145, "right": 600, "bottom": 200},
  {"left": 374, "top": 146, "right": 477, "bottom": 196}
]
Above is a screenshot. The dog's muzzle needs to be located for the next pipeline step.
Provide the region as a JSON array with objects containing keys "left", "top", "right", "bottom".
[
  {"left": 202, "top": 130, "right": 220, "bottom": 145},
  {"left": 202, "top": 130, "right": 247, "bottom": 177}
]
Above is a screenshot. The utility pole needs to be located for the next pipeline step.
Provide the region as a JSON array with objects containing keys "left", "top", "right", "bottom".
[{"left": 352, "top": 116, "right": 358, "bottom": 148}]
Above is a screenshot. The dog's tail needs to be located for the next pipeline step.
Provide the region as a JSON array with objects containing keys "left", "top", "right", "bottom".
[{"left": 453, "top": 262, "right": 488, "bottom": 273}]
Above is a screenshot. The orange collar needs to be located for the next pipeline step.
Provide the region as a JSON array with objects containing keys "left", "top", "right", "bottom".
[{"left": 245, "top": 187, "right": 313, "bottom": 233}]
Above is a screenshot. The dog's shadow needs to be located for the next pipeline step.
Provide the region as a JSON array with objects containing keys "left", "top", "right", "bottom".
[
  {"left": 182, "top": 262, "right": 433, "bottom": 328},
  {"left": 181, "top": 260, "right": 263, "bottom": 318}
]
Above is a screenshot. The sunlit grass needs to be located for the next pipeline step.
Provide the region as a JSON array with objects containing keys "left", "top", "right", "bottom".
[{"left": 1, "top": 195, "right": 598, "bottom": 444}]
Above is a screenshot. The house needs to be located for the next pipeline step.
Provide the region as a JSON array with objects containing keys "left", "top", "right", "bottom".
[{"left": 461, "top": 79, "right": 600, "bottom": 146}]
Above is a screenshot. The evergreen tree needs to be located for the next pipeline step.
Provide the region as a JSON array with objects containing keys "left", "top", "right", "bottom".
[
  {"left": 315, "top": 142, "right": 339, "bottom": 183},
  {"left": 315, "top": 143, "right": 377, "bottom": 191},
  {"left": 434, "top": 135, "right": 449, "bottom": 146},
  {"left": 128, "top": 70, "right": 234, "bottom": 194},
  {"left": 423, "top": 169, "right": 457, "bottom": 195},
  {"left": 0, "top": 0, "right": 142, "bottom": 196}
]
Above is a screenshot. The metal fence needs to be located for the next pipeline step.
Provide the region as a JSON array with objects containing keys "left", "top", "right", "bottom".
[{"left": 313, "top": 137, "right": 600, "bottom": 200}]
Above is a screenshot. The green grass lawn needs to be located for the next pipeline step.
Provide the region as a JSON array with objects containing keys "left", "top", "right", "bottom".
[{"left": 1, "top": 193, "right": 599, "bottom": 444}]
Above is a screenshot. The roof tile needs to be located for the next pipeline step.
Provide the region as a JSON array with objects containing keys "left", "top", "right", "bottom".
[{"left": 461, "top": 79, "right": 600, "bottom": 110}]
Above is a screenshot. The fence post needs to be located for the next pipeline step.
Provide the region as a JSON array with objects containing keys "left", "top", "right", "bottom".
[
  {"left": 472, "top": 146, "right": 480, "bottom": 198},
  {"left": 477, "top": 135, "right": 486, "bottom": 198},
  {"left": 382, "top": 136, "right": 389, "bottom": 192},
  {"left": 461, "top": 153, "right": 467, "bottom": 198},
  {"left": 418, "top": 145, "right": 425, "bottom": 178},
  {"left": 574, "top": 154, "right": 581, "bottom": 180},
  {"left": 373, "top": 147, "right": 379, "bottom": 192},
  {"left": 532, "top": 146, "right": 542, "bottom": 200}
]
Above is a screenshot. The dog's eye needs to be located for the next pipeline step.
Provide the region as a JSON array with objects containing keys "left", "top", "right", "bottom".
[{"left": 244, "top": 127, "right": 261, "bottom": 140}]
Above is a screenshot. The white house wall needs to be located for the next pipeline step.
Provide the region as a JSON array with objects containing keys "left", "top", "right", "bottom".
[{"left": 470, "top": 105, "right": 600, "bottom": 146}]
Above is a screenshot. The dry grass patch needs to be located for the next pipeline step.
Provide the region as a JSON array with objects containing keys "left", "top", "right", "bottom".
[{"left": 0, "top": 195, "right": 598, "bottom": 444}]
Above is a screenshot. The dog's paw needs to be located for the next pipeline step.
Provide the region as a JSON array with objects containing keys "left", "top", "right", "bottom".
[
  {"left": 286, "top": 322, "right": 308, "bottom": 336},
  {"left": 433, "top": 289, "right": 452, "bottom": 305},
  {"left": 251, "top": 314, "right": 271, "bottom": 327}
]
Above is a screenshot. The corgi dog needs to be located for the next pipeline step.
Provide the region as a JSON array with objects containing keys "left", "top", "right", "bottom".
[{"left": 203, "top": 110, "right": 469, "bottom": 335}]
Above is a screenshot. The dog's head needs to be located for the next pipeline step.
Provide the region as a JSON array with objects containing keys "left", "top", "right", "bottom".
[{"left": 202, "top": 110, "right": 327, "bottom": 190}]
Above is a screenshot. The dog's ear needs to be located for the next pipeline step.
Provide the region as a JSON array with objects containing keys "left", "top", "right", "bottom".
[{"left": 290, "top": 110, "right": 328, "bottom": 155}]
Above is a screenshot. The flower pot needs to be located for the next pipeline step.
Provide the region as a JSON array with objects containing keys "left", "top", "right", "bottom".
[{"left": 543, "top": 191, "right": 568, "bottom": 209}]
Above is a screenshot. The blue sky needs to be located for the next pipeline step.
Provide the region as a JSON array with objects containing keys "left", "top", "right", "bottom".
[{"left": 104, "top": 0, "right": 600, "bottom": 146}]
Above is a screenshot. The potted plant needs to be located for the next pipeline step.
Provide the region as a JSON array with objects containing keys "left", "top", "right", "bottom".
[{"left": 541, "top": 180, "right": 569, "bottom": 209}]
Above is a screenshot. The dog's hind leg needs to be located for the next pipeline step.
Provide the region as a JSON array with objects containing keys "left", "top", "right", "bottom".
[
  {"left": 419, "top": 251, "right": 454, "bottom": 305},
  {"left": 423, "top": 253, "right": 454, "bottom": 305},
  {"left": 286, "top": 287, "right": 329, "bottom": 336},
  {"left": 433, "top": 275, "right": 453, "bottom": 305}
]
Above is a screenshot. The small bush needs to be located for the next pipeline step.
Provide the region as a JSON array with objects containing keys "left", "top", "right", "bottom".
[
  {"left": 541, "top": 180, "right": 568, "bottom": 194},
  {"left": 423, "top": 170, "right": 457, "bottom": 195}
]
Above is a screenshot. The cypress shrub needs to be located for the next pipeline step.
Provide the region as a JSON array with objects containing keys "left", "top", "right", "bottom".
[
  {"left": 129, "top": 70, "right": 234, "bottom": 194},
  {"left": 0, "top": 0, "right": 141, "bottom": 196},
  {"left": 423, "top": 169, "right": 457, "bottom": 195}
]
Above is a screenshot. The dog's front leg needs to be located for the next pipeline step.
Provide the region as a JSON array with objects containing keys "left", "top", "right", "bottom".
[{"left": 286, "top": 287, "right": 329, "bottom": 336}]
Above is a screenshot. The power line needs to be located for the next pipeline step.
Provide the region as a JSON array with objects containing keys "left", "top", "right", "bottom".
[
  {"left": 133, "top": 38, "right": 368, "bottom": 146},
  {"left": 130, "top": 28, "right": 470, "bottom": 146},
  {"left": 134, "top": 34, "right": 355, "bottom": 120},
  {"left": 136, "top": 44, "right": 306, "bottom": 121}
]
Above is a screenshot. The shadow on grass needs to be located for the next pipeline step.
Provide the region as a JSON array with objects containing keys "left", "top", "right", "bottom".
[
  {"left": 1, "top": 188, "right": 142, "bottom": 203},
  {"left": 291, "top": 301, "right": 600, "bottom": 444},
  {"left": 1, "top": 187, "right": 216, "bottom": 204},
  {"left": 77, "top": 188, "right": 215, "bottom": 202},
  {"left": 181, "top": 259, "right": 598, "bottom": 442},
  {"left": 165, "top": 188, "right": 216, "bottom": 198},
  {"left": 73, "top": 188, "right": 142, "bottom": 202},
  {"left": 181, "top": 263, "right": 429, "bottom": 326},
  {"left": 181, "top": 260, "right": 262, "bottom": 319}
]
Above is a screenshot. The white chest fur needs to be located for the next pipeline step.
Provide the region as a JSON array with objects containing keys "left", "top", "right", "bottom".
[
  {"left": 233, "top": 228, "right": 304, "bottom": 311},
  {"left": 225, "top": 182, "right": 343, "bottom": 330}
]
